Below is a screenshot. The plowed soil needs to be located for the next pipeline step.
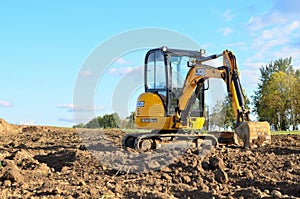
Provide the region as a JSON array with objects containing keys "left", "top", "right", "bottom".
[{"left": 0, "top": 119, "right": 299, "bottom": 199}]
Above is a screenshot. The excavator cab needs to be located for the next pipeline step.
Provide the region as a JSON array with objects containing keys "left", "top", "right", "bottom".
[{"left": 136, "top": 47, "right": 206, "bottom": 130}]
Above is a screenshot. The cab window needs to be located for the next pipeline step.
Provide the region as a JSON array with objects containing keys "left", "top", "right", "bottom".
[{"left": 146, "top": 51, "right": 166, "bottom": 90}]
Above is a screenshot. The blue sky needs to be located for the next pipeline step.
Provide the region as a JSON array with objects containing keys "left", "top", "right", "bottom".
[{"left": 0, "top": 1, "right": 299, "bottom": 126}]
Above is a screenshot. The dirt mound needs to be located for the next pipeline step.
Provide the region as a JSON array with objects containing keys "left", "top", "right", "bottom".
[
  {"left": 0, "top": 118, "right": 18, "bottom": 135},
  {"left": 0, "top": 126, "right": 299, "bottom": 198}
]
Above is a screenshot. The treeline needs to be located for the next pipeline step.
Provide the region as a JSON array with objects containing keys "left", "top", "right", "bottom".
[
  {"left": 73, "top": 112, "right": 135, "bottom": 129},
  {"left": 253, "top": 57, "right": 300, "bottom": 130}
]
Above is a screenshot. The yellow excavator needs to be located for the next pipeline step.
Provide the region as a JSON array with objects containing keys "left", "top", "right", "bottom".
[{"left": 122, "top": 46, "right": 271, "bottom": 150}]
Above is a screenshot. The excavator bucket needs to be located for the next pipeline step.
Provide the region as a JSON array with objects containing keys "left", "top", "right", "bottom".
[{"left": 235, "top": 121, "right": 271, "bottom": 148}]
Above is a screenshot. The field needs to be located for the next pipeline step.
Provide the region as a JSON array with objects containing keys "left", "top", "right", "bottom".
[{"left": 0, "top": 119, "right": 299, "bottom": 199}]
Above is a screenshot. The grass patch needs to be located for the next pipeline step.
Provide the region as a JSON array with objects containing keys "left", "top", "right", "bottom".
[{"left": 271, "top": 131, "right": 300, "bottom": 135}]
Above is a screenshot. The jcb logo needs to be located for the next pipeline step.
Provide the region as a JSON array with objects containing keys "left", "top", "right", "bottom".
[
  {"left": 196, "top": 68, "right": 206, "bottom": 76},
  {"left": 137, "top": 101, "right": 144, "bottom": 107}
]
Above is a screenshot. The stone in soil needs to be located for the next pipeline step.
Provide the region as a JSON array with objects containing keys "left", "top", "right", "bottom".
[
  {"left": 271, "top": 190, "right": 282, "bottom": 198},
  {"left": 1, "top": 168, "right": 24, "bottom": 183}
]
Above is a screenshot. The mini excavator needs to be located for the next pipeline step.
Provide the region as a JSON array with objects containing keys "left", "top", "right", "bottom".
[{"left": 122, "top": 46, "right": 271, "bottom": 151}]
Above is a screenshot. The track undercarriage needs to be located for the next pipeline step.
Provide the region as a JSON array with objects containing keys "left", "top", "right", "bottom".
[{"left": 122, "top": 130, "right": 228, "bottom": 151}]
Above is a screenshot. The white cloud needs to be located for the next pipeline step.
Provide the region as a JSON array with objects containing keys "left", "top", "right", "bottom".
[
  {"left": 244, "top": 60, "right": 267, "bottom": 69},
  {"left": 0, "top": 99, "right": 12, "bottom": 107},
  {"left": 241, "top": 1, "right": 300, "bottom": 92},
  {"left": 19, "top": 120, "right": 35, "bottom": 125},
  {"left": 262, "top": 29, "right": 275, "bottom": 40},
  {"left": 240, "top": 69, "right": 261, "bottom": 88},
  {"left": 79, "top": 70, "right": 94, "bottom": 77},
  {"left": 247, "top": 0, "right": 300, "bottom": 31},
  {"left": 287, "top": 20, "right": 299, "bottom": 32},
  {"left": 109, "top": 67, "right": 133, "bottom": 75},
  {"left": 56, "top": 103, "right": 104, "bottom": 112},
  {"left": 114, "top": 57, "right": 129, "bottom": 64},
  {"left": 217, "top": 27, "right": 232, "bottom": 36},
  {"left": 108, "top": 66, "right": 134, "bottom": 76},
  {"left": 202, "top": 42, "right": 216, "bottom": 49},
  {"left": 57, "top": 104, "right": 73, "bottom": 109},
  {"left": 246, "top": 12, "right": 300, "bottom": 70},
  {"left": 247, "top": 12, "right": 285, "bottom": 31},
  {"left": 273, "top": 46, "right": 300, "bottom": 68},
  {"left": 223, "top": 9, "right": 234, "bottom": 21}
]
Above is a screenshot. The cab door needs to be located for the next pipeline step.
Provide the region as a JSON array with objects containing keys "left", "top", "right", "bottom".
[{"left": 145, "top": 49, "right": 168, "bottom": 113}]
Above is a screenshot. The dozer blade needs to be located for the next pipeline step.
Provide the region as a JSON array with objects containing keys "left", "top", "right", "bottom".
[
  {"left": 208, "top": 131, "right": 236, "bottom": 145},
  {"left": 235, "top": 121, "right": 271, "bottom": 148}
]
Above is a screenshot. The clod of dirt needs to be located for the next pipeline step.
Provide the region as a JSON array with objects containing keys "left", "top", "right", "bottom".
[
  {"left": 182, "top": 175, "right": 191, "bottom": 183},
  {"left": 243, "top": 170, "right": 254, "bottom": 178},
  {"left": 198, "top": 183, "right": 210, "bottom": 192},
  {"left": 1, "top": 168, "right": 24, "bottom": 183},
  {"left": 196, "top": 164, "right": 204, "bottom": 173},
  {"left": 271, "top": 190, "right": 282, "bottom": 198},
  {"left": 22, "top": 126, "right": 38, "bottom": 133},
  {"left": 201, "top": 160, "right": 210, "bottom": 170},
  {"left": 160, "top": 166, "right": 171, "bottom": 172},
  {"left": 78, "top": 144, "right": 87, "bottom": 150},
  {"left": 3, "top": 180, "right": 12, "bottom": 187},
  {"left": 214, "top": 168, "right": 228, "bottom": 183},
  {"left": 283, "top": 160, "right": 293, "bottom": 169},
  {"left": 161, "top": 173, "right": 172, "bottom": 181},
  {"left": 13, "top": 149, "right": 34, "bottom": 163},
  {"left": 209, "top": 156, "right": 225, "bottom": 170},
  {"left": 0, "top": 119, "right": 18, "bottom": 135},
  {"left": 233, "top": 187, "right": 265, "bottom": 199}
]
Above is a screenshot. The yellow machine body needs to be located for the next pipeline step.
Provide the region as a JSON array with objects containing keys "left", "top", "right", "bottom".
[
  {"left": 127, "top": 47, "right": 271, "bottom": 149},
  {"left": 135, "top": 92, "right": 205, "bottom": 130},
  {"left": 135, "top": 92, "right": 171, "bottom": 130}
]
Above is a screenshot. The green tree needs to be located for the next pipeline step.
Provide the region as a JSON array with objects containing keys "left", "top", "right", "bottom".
[
  {"left": 84, "top": 113, "right": 121, "bottom": 129},
  {"left": 126, "top": 112, "right": 135, "bottom": 129},
  {"left": 100, "top": 113, "right": 120, "bottom": 128},
  {"left": 209, "top": 93, "right": 250, "bottom": 131},
  {"left": 253, "top": 57, "right": 300, "bottom": 130},
  {"left": 209, "top": 101, "right": 225, "bottom": 131},
  {"left": 202, "top": 104, "right": 209, "bottom": 130},
  {"left": 111, "top": 112, "right": 121, "bottom": 128},
  {"left": 97, "top": 116, "right": 103, "bottom": 128},
  {"left": 73, "top": 123, "right": 85, "bottom": 128},
  {"left": 85, "top": 117, "right": 101, "bottom": 128},
  {"left": 288, "top": 72, "right": 300, "bottom": 130},
  {"left": 222, "top": 96, "right": 235, "bottom": 130}
]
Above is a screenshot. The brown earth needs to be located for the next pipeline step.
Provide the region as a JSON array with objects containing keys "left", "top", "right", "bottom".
[{"left": 0, "top": 119, "right": 299, "bottom": 199}]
